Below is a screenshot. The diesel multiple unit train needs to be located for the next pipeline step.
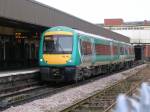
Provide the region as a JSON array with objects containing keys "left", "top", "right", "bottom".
[{"left": 39, "top": 26, "right": 135, "bottom": 82}]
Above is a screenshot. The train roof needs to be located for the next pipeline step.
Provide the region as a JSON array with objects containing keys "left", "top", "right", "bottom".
[
  {"left": 48, "top": 26, "right": 132, "bottom": 45},
  {"left": 75, "top": 29, "right": 112, "bottom": 41},
  {"left": 74, "top": 29, "right": 134, "bottom": 46}
]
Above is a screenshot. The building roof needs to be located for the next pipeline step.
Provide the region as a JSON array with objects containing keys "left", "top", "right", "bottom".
[{"left": 0, "top": 0, "right": 129, "bottom": 42}]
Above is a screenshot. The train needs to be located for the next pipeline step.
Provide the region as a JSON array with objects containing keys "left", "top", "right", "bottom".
[{"left": 39, "top": 26, "right": 135, "bottom": 82}]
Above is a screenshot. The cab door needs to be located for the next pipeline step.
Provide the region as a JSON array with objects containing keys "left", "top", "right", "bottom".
[{"left": 110, "top": 41, "right": 113, "bottom": 62}]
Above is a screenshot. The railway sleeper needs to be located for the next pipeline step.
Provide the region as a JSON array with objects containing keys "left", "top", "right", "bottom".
[{"left": 79, "top": 104, "right": 110, "bottom": 110}]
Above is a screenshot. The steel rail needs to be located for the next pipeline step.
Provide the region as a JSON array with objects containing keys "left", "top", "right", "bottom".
[
  {"left": 0, "top": 64, "right": 145, "bottom": 110},
  {"left": 0, "top": 68, "right": 121, "bottom": 110},
  {"left": 60, "top": 66, "right": 147, "bottom": 112},
  {"left": 104, "top": 77, "right": 145, "bottom": 112}
]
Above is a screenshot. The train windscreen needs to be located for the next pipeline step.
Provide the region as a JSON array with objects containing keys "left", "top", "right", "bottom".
[{"left": 43, "top": 35, "right": 72, "bottom": 54}]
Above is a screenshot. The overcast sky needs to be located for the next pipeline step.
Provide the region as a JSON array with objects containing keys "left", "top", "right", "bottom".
[{"left": 35, "top": 0, "right": 150, "bottom": 24}]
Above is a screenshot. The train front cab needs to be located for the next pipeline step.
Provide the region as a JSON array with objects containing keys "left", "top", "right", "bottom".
[{"left": 39, "top": 28, "right": 80, "bottom": 82}]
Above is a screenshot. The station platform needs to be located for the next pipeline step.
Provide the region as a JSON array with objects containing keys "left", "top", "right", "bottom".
[
  {"left": 0, "top": 68, "right": 41, "bottom": 96},
  {"left": 0, "top": 68, "right": 39, "bottom": 78},
  {"left": 0, "top": 68, "right": 40, "bottom": 84}
]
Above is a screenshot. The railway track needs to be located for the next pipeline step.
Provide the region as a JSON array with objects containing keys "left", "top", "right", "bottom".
[
  {"left": 0, "top": 71, "right": 114, "bottom": 110},
  {"left": 0, "top": 63, "right": 144, "bottom": 110},
  {"left": 0, "top": 73, "right": 44, "bottom": 108},
  {"left": 0, "top": 84, "right": 69, "bottom": 109},
  {"left": 0, "top": 74, "right": 105, "bottom": 109},
  {"left": 60, "top": 64, "right": 149, "bottom": 112}
]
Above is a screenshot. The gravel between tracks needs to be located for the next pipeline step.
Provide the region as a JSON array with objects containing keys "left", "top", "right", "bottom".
[{"left": 3, "top": 64, "right": 147, "bottom": 112}]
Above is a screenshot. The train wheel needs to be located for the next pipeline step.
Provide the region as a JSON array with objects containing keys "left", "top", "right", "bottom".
[
  {"left": 74, "top": 70, "right": 83, "bottom": 83},
  {"left": 84, "top": 69, "right": 91, "bottom": 78}
]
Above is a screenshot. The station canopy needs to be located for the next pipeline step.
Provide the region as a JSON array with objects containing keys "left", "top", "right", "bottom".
[{"left": 0, "top": 0, "right": 129, "bottom": 43}]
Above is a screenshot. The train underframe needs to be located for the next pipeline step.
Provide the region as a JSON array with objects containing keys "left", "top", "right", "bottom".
[{"left": 40, "top": 60, "right": 134, "bottom": 82}]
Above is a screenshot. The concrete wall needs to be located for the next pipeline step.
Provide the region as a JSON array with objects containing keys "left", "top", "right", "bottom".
[{"left": 113, "top": 29, "right": 150, "bottom": 44}]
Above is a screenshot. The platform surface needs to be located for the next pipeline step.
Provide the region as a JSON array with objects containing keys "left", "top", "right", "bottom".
[{"left": 0, "top": 68, "right": 39, "bottom": 78}]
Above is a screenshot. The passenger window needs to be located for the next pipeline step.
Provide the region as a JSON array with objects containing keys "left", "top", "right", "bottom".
[
  {"left": 120, "top": 47, "right": 124, "bottom": 55},
  {"left": 80, "top": 40, "right": 92, "bottom": 55}
]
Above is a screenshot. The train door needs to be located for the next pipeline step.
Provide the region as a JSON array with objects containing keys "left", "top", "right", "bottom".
[
  {"left": 110, "top": 41, "right": 113, "bottom": 61},
  {"left": 79, "top": 36, "right": 93, "bottom": 66},
  {"left": 91, "top": 38, "right": 96, "bottom": 64},
  {"left": 119, "top": 44, "right": 125, "bottom": 62}
]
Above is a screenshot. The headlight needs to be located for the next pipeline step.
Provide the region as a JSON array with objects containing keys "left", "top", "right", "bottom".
[
  {"left": 68, "top": 60, "right": 72, "bottom": 63},
  {"left": 40, "top": 59, "right": 43, "bottom": 62}
]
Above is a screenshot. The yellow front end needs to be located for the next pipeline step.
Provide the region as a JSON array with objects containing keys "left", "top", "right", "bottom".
[
  {"left": 41, "top": 30, "right": 73, "bottom": 66},
  {"left": 43, "top": 54, "right": 71, "bottom": 65}
]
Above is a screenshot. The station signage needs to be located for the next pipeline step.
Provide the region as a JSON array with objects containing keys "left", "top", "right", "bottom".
[{"left": 15, "top": 33, "right": 26, "bottom": 39}]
